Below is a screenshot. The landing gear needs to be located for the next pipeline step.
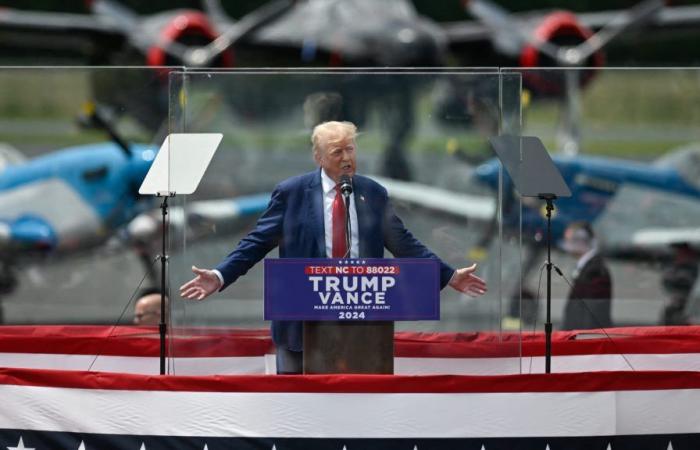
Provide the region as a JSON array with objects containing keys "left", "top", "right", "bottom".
[
  {"left": 0, "top": 262, "right": 17, "bottom": 324},
  {"left": 0, "top": 262, "right": 17, "bottom": 296}
]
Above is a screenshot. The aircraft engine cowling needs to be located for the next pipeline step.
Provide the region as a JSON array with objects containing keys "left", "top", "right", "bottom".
[
  {"left": 146, "top": 11, "right": 234, "bottom": 68},
  {"left": 519, "top": 11, "right": 604, "bottom": 97}
]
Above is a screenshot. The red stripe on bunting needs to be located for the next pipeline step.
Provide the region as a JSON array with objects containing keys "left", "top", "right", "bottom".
[
  {"left": 2, "top": 367, "right": 700, "bottom": 394},
  {"left": 0, "top": 326, "right": 274, "bottom": 357},
  {"left": 1, "top": 325, "right": 700, "bottom": 358}
]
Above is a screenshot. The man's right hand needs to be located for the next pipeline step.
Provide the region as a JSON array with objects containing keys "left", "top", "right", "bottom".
[{"left": 179, "top": 266, "right": 222, "bottom": 301}]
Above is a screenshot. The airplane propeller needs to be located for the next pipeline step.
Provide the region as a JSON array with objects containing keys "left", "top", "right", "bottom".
[
  {"left": 76, "top": 102, "right": 133, "bottom": 158},
  {"left": 552, "top": 0, "right": 665, "bottom": 155},
  {"left": 465, "top": 0, "right": 665, "bottom": 156},
  {"left": 184, "top": 0, "right": 295, "bottom": 68},
  {"left": 571, "top": 0, "right": 665, "bottom": 65}
]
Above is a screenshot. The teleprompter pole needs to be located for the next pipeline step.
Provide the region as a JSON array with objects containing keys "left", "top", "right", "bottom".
[
  {"left": 157, "top": 192, "right": 173, "bottom": 375},
  {"left": 539, "top": 194, "right": 556, "bottom": 374}
]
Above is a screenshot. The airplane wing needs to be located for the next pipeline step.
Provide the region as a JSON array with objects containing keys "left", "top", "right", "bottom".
[
  {"left": 594, "top": 183, "right": 700, "bottom": 254},
  {"left": 0, "top": 2, "right": 206, "bottom": 66},
  {"left": 123, "top": 177, "right": 495, "bottom": 251},
  {"left": 171, "top": 194, "right": 272, "bottom": 236},
  {"left": 240, "top": 0, "right": 447, "bottom": 66},
  {"left": 631, "top": 228, "right": 700, "bottom": 248},
  {"left": 124, "top": 193, "right": 272, "bottom": 245},
  {"left": 577, "top": 4, "right": 700, "bottom": 31},
  {"left": 372, "top": 175, "right": 495, "bottom": 222}
]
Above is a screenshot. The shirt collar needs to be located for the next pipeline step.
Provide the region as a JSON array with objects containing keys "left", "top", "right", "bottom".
[
  {"left": 576, "top": 247, "right": 598, "bottom": 271},
  {"left": 321, "top": 168, "right": 337, "bottom": 195}
]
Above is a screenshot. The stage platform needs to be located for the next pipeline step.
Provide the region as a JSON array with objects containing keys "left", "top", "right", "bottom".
[{"left": 1, "top": 326, "right": 700, "bottom": 447}]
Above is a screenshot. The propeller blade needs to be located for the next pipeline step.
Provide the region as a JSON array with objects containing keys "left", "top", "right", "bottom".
[
  {"left": 77, "top": 102, "right": 132, "bottom": 158},
  {"left": 202, "top": 0, "right": 231, "bottom": 26},
  {"left": 557, "top": 70, "right": 582, "bottom": 156},
  {"left": 575, "top": 0, "right": 664, "bottom": 61},
  {"left": 186, "top": 0, "right": 294, "bottom": 67},
  {"left": 466, "top": 0, "right": 563, "bottom": 61}
]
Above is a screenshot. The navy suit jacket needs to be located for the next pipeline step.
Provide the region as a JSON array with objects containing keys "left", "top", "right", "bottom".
[
  {"left": 215, "top": 169, "right": 455, "bottom": 351},
  {"left": 562, "top": 254, "right": 612, "bottom": 330}
]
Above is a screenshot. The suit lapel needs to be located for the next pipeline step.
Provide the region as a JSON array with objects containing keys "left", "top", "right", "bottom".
[
  {"left": 306, "top": 170, "right": 325, "bottom": 257},
  {"left": 354, "top": 177, "right": 370, "bottom": 258}
]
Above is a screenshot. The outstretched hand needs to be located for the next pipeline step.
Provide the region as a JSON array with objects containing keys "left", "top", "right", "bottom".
[
  {"left": 179, "top": 266, "right": 222, "bottom": 301},
  {"left": 448, "top": 263, "right": 487, "bottom": 297}
]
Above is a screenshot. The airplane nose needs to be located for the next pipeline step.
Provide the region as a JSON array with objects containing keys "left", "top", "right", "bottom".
[{"left": 374, "top": 25, "right": 444, "bottom": 66}]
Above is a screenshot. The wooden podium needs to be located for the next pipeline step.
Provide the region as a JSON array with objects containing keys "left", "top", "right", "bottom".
[
  {"left": 264, "top": 257, "right": 440, "bottom": 376},
  {"left": 303, "top": 321, "right": 394, "bottom": 374}
]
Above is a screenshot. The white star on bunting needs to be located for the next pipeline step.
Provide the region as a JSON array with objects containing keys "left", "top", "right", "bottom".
[
  {"left": 139, "top": 443, "right": 146, "bottom": 450},
  {"left": 78, "top": 441, "right": 86, "bottom": 450},
  {"left": 7, "top": 437, "right": 34, "bottom": 450},
  {"left": 667, "top": 441, "right": 674, "bottom": 450}
]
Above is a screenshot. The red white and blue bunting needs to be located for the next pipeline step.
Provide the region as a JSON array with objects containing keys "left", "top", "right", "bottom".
[{"left": 0, "top": 368, "right": 699, "bottom": 449}]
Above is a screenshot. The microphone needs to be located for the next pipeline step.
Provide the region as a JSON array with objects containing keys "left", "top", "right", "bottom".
[{"left": 339, "top": 175, "right": 353, "bottom": 197}]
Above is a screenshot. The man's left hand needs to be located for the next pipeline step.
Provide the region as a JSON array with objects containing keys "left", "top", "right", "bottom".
[{"left": 449, "top": 263, "right": 487, "bottom": 297}]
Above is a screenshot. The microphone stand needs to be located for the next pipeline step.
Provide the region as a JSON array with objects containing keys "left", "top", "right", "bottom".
[
  {"left": 339, "top": 177, "right": 353, "bottom": 258},
  {"left": 343, "top": 192, "right": 351, "bottom": 258},
  {"left": 538, "top": 193, "right": 557, "bottom": 374}
]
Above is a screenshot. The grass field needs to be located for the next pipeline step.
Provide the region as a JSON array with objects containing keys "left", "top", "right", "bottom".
[{"left": 523, "top": 69, "right": 700, "bottom": 159}]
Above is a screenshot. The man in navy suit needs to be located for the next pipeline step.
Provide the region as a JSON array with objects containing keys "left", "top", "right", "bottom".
[
  {"left": 180, "top": 121, "right": 487, "bottom": 373},
  {"left": 561, "top": 221, "right": 613, "bottom": 330}
]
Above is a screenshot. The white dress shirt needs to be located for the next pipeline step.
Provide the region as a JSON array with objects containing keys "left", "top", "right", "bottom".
[
  {"left": 573, "top": 246, "right": 598, "bottom": 279},
  {"left": 321, "top": 169, "right": 359, "bottom": 258}
]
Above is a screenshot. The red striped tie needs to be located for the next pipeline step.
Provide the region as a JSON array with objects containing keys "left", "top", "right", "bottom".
[{"left": 332, "top": 185, "right": 348, "bottom": 258}]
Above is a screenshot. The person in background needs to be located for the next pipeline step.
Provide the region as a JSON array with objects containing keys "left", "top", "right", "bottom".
[
  {"left": 560, "top": 221, "right": 613, "bottom": 330},
  {"left": 660, "top": 242, "right": 699, "bottom": 326},
  {"left": 133, "top": 287, "right": 165, "bottom": 326}
]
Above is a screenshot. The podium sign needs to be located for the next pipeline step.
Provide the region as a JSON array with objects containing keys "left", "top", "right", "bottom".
[{"left": 264, "top": 258, "right": 440, "bottom": 321}]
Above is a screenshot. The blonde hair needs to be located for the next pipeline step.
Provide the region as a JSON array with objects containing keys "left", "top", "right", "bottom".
[{"left": 311, "top": 121, "right": 357, "bottom": 156}]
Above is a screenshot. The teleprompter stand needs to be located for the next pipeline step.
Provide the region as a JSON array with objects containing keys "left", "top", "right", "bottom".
[
  {"left": 489, "top": 135, "right": 571, "bottom": 373},
  {"left": 139, "top": 133, "right": 222, "bottom": 375}
]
